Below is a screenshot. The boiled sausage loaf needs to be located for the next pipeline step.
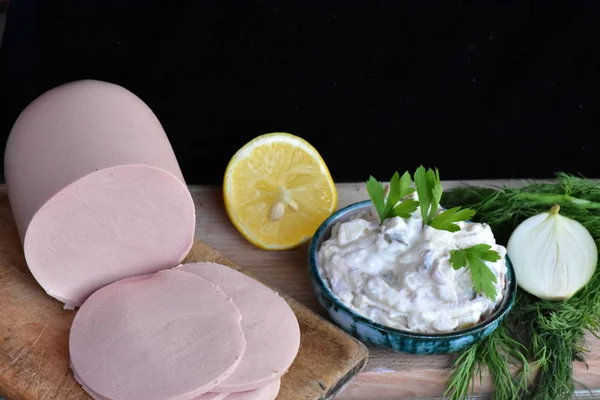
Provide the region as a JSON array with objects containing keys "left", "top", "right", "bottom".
[{"left": 4, "top": 80, "right": 195, "bottom": 308}]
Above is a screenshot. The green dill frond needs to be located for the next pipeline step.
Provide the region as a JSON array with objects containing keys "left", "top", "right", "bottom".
[
  {"left": 442, "top": 173, "right": 600, "bottom": 400},
  {"left": 445, "top": 342, "right": 479, "bottom": 400}
]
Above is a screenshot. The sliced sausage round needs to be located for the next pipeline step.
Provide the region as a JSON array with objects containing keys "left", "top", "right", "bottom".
[
  {"left": 224, "top": 379, "right": 281, "bottom": 400},
  {"left": 193, "top": 393, "right": 229, "bottom": 400},
  {"left": 74, "top": 370, "right": 229, "bottom": 400},
  {"left": 70, "top": 270, "right": 246, "bottom": 400},
  {"left": 175, "top": 263, "right": 300, "bottom": 393}
]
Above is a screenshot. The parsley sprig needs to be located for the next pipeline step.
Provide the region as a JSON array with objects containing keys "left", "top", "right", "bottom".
[
  {"left": 366, "top": 171, "right": 419, "bottom": 224},
  {"left": 449, "top": 244, "right": 500, "bottom": 301},
  {"left": 414, "top": 166, "right": 476, "bottom": 232}
]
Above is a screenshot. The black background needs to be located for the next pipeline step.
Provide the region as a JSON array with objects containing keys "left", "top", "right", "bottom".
[{"left": 1, "top": 0, "right": 599, "bottom": 184}]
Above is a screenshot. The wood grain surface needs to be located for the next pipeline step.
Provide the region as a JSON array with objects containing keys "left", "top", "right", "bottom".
[{"left": 0, "top": 191, "right": 368, "bottom": 400}]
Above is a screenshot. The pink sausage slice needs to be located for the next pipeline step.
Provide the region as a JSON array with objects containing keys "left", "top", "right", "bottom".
[
  {"left": 70, "top": 270, "right": 246, "bottom": 400},
  {"left": 4, "top": 80, "right": 195, "bottom": 307},
  {"left": 72, "top": 369, "right": 112, "bottom": 400},
  {"left": 175, "top": 263, "right": 300, "bottom": 393},
  {"left": 193, "top": 393, "right": 229, "bottom": 400},
  {"left": 224, "top": 380, "right": 281, "bottom": 400},
  {"left": 75, "top": 370, "right": 229, "bottom": 400}
]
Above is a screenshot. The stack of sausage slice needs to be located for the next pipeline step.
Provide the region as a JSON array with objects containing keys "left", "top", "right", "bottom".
[{"left": 70, "top": 262, "right": 301, "bottom": 400}]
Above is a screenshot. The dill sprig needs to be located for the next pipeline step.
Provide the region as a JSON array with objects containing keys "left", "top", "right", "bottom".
[
  {"left": 445, "top": 325, "right": 530, "bottom": 400},
  {"left": 442, "top": 173, "right": 600, "bottom": 400}
]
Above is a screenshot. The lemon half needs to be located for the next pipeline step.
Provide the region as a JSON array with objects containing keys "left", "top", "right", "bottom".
[{"left": 224, "top": 132, "right": 338, "bottom": 250}]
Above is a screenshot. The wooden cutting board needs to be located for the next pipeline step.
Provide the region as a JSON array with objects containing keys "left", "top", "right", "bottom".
[{"left": 0, "top": 194, "right": 368, "bottom": 400}]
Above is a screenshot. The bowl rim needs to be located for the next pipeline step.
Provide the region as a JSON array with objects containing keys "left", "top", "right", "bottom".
[{"left": 309, "top": 200, "right": 518, "bottom": 339}]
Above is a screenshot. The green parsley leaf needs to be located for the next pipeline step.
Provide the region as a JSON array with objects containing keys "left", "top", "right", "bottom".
[
  {"left": 383, "top": 171, "right": 415, "bottom": 216},
  {"left": 468, "top": 256, "right": 499, "bottom": 301},
  {"left": 429, "top": 169, "right": 443, "bottom": 221},
  {"left": 366, "top": 176, "right": 386, "bottom": 221},
  {"left": 414, "top": 165, "right": 475, "bottom": 231},
  {"left": 414, "top": 166, "right": 444, "bottom": 225},
  {"left": 466, "top": 243, "right": 502, "bottom": 262},
  {"left": 448, "top": 246, "right": 468, "bottom": 269},
  {"left": 390, "top": 199, "right": 420, "bottom": 218},
  {"left": 414, "top": 166, "right": 432, "bottom": 223},
  {"left": 449, "top": 244, "right": 500, "bottom": 301},
  {"left": 366, "top": 172, "right": 416, "bottom": 223},
  {"left": 429, "top": 206, "right": 477, "bottom": 232}
]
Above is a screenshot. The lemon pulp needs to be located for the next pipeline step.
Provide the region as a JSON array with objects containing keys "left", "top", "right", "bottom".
[{"left": 224, "top": 132, "right": 337, "bottom": 250}]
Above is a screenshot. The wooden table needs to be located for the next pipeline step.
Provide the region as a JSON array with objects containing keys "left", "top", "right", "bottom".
[{"left": 190, "top": 181, "right": 600, "bottom": 399}]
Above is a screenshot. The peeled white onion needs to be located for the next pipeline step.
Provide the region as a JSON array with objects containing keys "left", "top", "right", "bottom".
[{"left": 507, "top": 204, "right": 598, "bottom": 300}]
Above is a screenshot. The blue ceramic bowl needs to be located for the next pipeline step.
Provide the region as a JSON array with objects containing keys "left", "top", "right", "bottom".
[{"left": 308, "top": 200, "right": 517, "bottom": 355}]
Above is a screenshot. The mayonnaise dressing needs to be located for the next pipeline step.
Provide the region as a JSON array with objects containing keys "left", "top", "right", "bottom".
[{"left": 317, "top": 195, "right": 507, "bottom": 334}]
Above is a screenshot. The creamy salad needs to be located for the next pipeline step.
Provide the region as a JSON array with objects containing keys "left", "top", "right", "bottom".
[{"left": 317, "top": 194, "right": 508, "bottom": 334}]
